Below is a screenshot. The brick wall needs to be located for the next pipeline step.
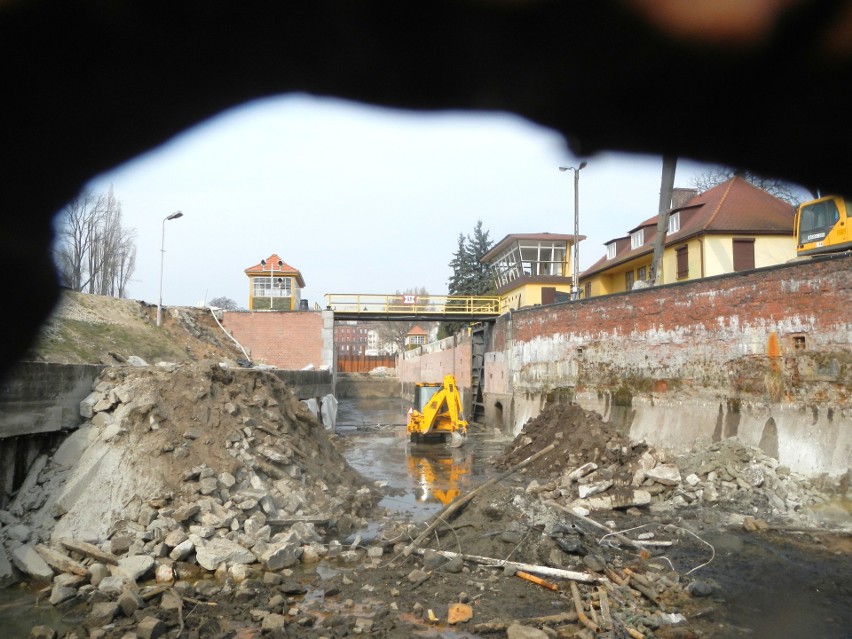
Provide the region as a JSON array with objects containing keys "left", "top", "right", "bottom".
[
  {"left": 404, "top": 253, "right": 852, "bottom": 476},
  {"left": 222, "top": 311, "right": 325, "bottom": 370},
  {"left": 508, "top": 252, "right": 851, "bottom": 403}
]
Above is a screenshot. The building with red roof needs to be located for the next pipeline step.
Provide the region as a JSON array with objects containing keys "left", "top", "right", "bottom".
[
  {"left": 580, "top": 177, "right": 796, "bottom": 298},
  {"left": 244, "top": 253, "right": 306, "bottom": 310}
]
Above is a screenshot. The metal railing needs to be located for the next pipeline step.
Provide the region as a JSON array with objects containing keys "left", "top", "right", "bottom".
[{"left": 324, "top": 294, "right": 501, "bottom": 319}]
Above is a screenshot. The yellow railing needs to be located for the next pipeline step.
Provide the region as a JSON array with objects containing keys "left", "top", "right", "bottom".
[{"left": 324, "top": 294, "right": 501, "bottom": 317}]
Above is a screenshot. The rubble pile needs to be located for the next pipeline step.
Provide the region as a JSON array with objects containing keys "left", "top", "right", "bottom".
[
  {"left": 495, "top": 402, "right": 837, "bottom": 527},
  {"left": 1, "top": 360, "right": 380, "bottom": 594}
]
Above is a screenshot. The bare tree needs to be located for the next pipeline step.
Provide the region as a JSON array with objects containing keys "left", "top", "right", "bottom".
[
  {"left": 374, "top": 286, "right": 429, "bottom": 353},
  {"left": 689, "top": 167, "right": 812, "bottom": 205},
  {"left": 209, "top": 296, "right": 240, "bottom": 310},
  {"left": 55, "top": 186, "right": 137, "bottom": 297}
]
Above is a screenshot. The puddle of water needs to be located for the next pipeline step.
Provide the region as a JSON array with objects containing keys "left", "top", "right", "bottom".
[
  {"left": 336, "top": 397, "right": 511, "bottom": 523},
  {"left": 0, "top": 583, "right": 79, "bottom": 638}
]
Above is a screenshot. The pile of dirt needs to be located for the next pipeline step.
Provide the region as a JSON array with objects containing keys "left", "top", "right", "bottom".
[
  {"left": 28, "top": 291, "right": 246, "bottom": 366},
  {"left": 495, "top": 401, "right": 645, "bottom": 479},
  {"left": 5, "top": 359, "right": 379, "bottom": 569},
  {"left": 490, "top": 401, "right": 843, "bottom": 530}
]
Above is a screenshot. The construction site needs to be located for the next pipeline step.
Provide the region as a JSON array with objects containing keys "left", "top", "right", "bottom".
[{"left": 0, "top": 291, "right": 849, "bottom": 639}]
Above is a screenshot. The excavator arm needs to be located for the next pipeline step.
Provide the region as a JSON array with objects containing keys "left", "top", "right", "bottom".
[{"left": 407, "top": 374, "right": 468, "bottom": 445}]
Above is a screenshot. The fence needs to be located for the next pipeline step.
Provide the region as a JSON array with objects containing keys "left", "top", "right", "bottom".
[{"left": 336, "top": 353, "right": 397, "bottom": 374}]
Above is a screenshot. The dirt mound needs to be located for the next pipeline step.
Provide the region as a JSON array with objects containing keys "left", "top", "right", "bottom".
[
  {"left": 13, "top": 360, "right": 376, "bottom": 543},
  {"left": 28, "top": 291, "right": 246, "bottom": 366},
  {"left": 494, "top": 401, "right": 646, "bottom": 480}
]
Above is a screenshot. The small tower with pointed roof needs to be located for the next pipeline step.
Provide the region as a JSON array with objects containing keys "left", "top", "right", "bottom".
[{"left": 244, "top": 253, "right": 306, "bottom": 311}]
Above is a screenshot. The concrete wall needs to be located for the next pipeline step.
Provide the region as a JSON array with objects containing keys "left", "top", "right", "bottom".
[
  {"left": 398, "top": 332, "right": 472, "bottom": 407},
  {"left": 404, "top": 253, "right": 852, "bottom": 478},
  {"left": 335, "top": 376, "right": 401, "bottom": 399},
  {"left": 0, "top": 362, "right": 103, "bottom": 439},
  {"left": 222, "top": 310, "right": 334, "bottom": 370}
]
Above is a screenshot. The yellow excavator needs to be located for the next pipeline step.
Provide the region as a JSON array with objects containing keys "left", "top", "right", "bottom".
[
  {"left": 406, "top": 374, "right": 468, "bottom": 446},
  {"left": 794, "top": 194, "right": 852, "bottom": 257}
]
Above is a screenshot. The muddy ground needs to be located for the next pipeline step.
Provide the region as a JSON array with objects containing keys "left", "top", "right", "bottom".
[
  {"left": 2, "top": 364, "right": 850, "bottom": 639},
  {"left": 3, "top": 293, "right": 850, "bottom": 638}
]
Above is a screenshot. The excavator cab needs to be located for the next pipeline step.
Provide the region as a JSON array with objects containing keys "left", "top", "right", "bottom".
[{"left": 406, "top": 374, "right": 468, "bottom": 445}]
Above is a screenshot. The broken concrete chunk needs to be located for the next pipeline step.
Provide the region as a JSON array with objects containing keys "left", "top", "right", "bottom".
[
  {"left": 645, "top": 464, "right": 682, "bottom": 486},
  {"left": 11, "top": 544, "right": 54, "bottom": 581},
  {"left": 578, "top": 479, "right": 613, "bottom": 499},
  {"left": 567, "top": 462, "right": 598, "bottom": 482},
  {"left": 195, "top": 538, "right": 256, "bottom": 571}
]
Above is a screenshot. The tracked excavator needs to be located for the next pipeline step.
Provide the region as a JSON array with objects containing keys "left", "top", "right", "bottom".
[{"left": 406, "top": 374, "right": 468, "bottom": 446}]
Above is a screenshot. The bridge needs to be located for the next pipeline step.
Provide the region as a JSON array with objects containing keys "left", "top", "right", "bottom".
[{"left": 324, "top": 294, "right": 501, "bottom": 322}]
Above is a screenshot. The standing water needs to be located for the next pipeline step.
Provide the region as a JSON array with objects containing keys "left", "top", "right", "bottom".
[{"left": 334, "top": 396, "right": 511, "bottom": 522}]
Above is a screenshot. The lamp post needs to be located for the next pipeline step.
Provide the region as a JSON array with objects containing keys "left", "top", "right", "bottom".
[
  {"left": 157, "top": 210, "right": 183, "bottom": 327},
  {"left": 559, "top": 162, "right": 587, "bottom": 299},
  {"left": 260, "top": 258, "right": 283, "bottom": 309}
]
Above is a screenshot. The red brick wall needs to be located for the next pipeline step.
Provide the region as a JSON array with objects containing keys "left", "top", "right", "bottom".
[
  {"left": 222, "top": 311, "right": 324, "bottom": 370},
  {"left": 507, "top": 253, "right": 851, "bottom": 402},
  {"left": 512, "top": 254, "right": 849, "bottom": 349}
]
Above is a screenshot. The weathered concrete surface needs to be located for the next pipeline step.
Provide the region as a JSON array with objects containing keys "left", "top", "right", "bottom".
[
  {"left": 335, "top": 376, "right": 400, "bottom": 399},
  {"left": 399, "top": 256, "right": 852, "bottom": 478},
  {"left": 0, "top": 362, "right": 102, "bottom": 438},
  {"left": 270, "top": 369, "right": 333, "bottom": 401}
]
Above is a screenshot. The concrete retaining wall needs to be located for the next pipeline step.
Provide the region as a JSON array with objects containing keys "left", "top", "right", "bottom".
[
  {"left": 0, "top": 362, "right": 103, "bottom": 439},
  {"left": 335, "top": 376, "right": 401, "bottom": 399}
]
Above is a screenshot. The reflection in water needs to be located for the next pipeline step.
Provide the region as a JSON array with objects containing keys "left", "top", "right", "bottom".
[{"left": 406, "top": 445, "right": 472, "bottom": 507}]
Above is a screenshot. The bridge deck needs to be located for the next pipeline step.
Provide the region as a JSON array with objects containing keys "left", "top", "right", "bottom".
[{"left": 324, "top": 294, "right": 501, "bottom": 322}]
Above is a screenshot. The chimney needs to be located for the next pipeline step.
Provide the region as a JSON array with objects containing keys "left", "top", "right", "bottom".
[{"left": 671, "top": 187, "right": 698, "bottom": 209}]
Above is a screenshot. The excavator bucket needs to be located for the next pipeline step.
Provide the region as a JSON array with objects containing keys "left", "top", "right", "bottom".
[{"left": 448, "top": 430, "right": 466, "bottom": 448}]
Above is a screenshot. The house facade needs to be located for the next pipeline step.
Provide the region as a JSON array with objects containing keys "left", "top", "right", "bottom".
[
  {"left": 244, "top": 253, "right": 306, "bottom": 311},
  {"left": 479, "top": 233, "right": 582, "bottom": 313},
  {"left": 580, "top": 178, "right": 796, "bottom": 297}
]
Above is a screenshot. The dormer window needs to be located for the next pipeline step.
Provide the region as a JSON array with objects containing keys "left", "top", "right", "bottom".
[
  {"left": 668, "top": 211, "right": 680, "bottom": 234},
  {"left": 606, "top": 243, "right": 616, "bottom": 260},
  {"left": 630, "top": 229, "right": 644, "bottom": 249}
]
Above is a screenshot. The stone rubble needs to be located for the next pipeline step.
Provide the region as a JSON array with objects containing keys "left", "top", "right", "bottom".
[
  {"left": 497, "top": 402, "right": 847, "bottom": 531},
  {"left": 1, "top": 386, "right": 849, "bottom": 638},
  {"left": 0, "top": 360, "right": 381, "bottom": 624}
]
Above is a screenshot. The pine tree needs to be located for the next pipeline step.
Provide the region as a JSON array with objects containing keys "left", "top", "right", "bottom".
[{"left": 441, "top": 220, "right": 495, "bottom": 337}]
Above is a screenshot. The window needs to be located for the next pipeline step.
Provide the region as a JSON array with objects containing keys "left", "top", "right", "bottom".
[
  {"left": 668, "top": 211, "right": 680, "bottom": 234},
  {"left": 606, "top": 243, "right": 616, "bottom": 260},
  {"left": 625, "top": 270, "right": 635, "bottom": 290},
  {"left": 676, "top": 245, "right": 689, "bottom": 279},
  {"left": 253, "top": 276, "right": 292, "bottom": 297},
  {"left": 630, "top": 229, "right": 644, "bottom": 249},
  {"left": 732, "top": 238, "right": 755, "bottom": 272},
  {"left": 637, "top": 266, "right": 647, "bottom": 281},
  {"left": 584, "top": 282, "right": 592, "bottom": 299}
]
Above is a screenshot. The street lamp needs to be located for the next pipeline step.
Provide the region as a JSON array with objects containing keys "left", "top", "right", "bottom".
[
  {"left": 559, "top": 162, "right": 587, "bottom": 299},
  {"left": 260, "top": 258, "right": 283, "bottom": 309},
  {"left": 157, "top": 210, "right": 183, "bottom": 327}
]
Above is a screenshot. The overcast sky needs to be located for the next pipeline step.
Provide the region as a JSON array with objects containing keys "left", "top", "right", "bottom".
[{"left": 83, "top": 93, "right": 717, "bottom": 309}]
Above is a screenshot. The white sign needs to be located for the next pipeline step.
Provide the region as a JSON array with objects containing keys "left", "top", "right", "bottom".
[{"left": 403, "top": 295, "right": 417, "bottom": 305}]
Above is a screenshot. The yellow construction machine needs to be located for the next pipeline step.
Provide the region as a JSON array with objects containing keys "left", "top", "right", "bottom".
[
  {"left": 406, "top": 374, "right": 468, "bottom": 446},
  {"left": 794, "top": 194, "right": 852, "bottom": 257}
]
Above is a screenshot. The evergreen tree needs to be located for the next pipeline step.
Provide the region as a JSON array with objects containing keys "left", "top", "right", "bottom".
[{"left": 441, "top": 220, "right": 495, "bottom": 338}]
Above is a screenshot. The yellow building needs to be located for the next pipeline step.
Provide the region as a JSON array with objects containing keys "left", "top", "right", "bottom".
[
  {"left": 244, "top": 253, "right": 306, "bottom": 311},
  {"left": 580, "top": 178, "right": 796, "bottom": 297},
  {"left": 480, "top": 233, "right": 583, "bottom": 313}
]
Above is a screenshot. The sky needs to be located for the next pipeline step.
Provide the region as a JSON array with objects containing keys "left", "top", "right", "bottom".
[{"left": 83, "top": 93, "right": 717, "bottom": 310}]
